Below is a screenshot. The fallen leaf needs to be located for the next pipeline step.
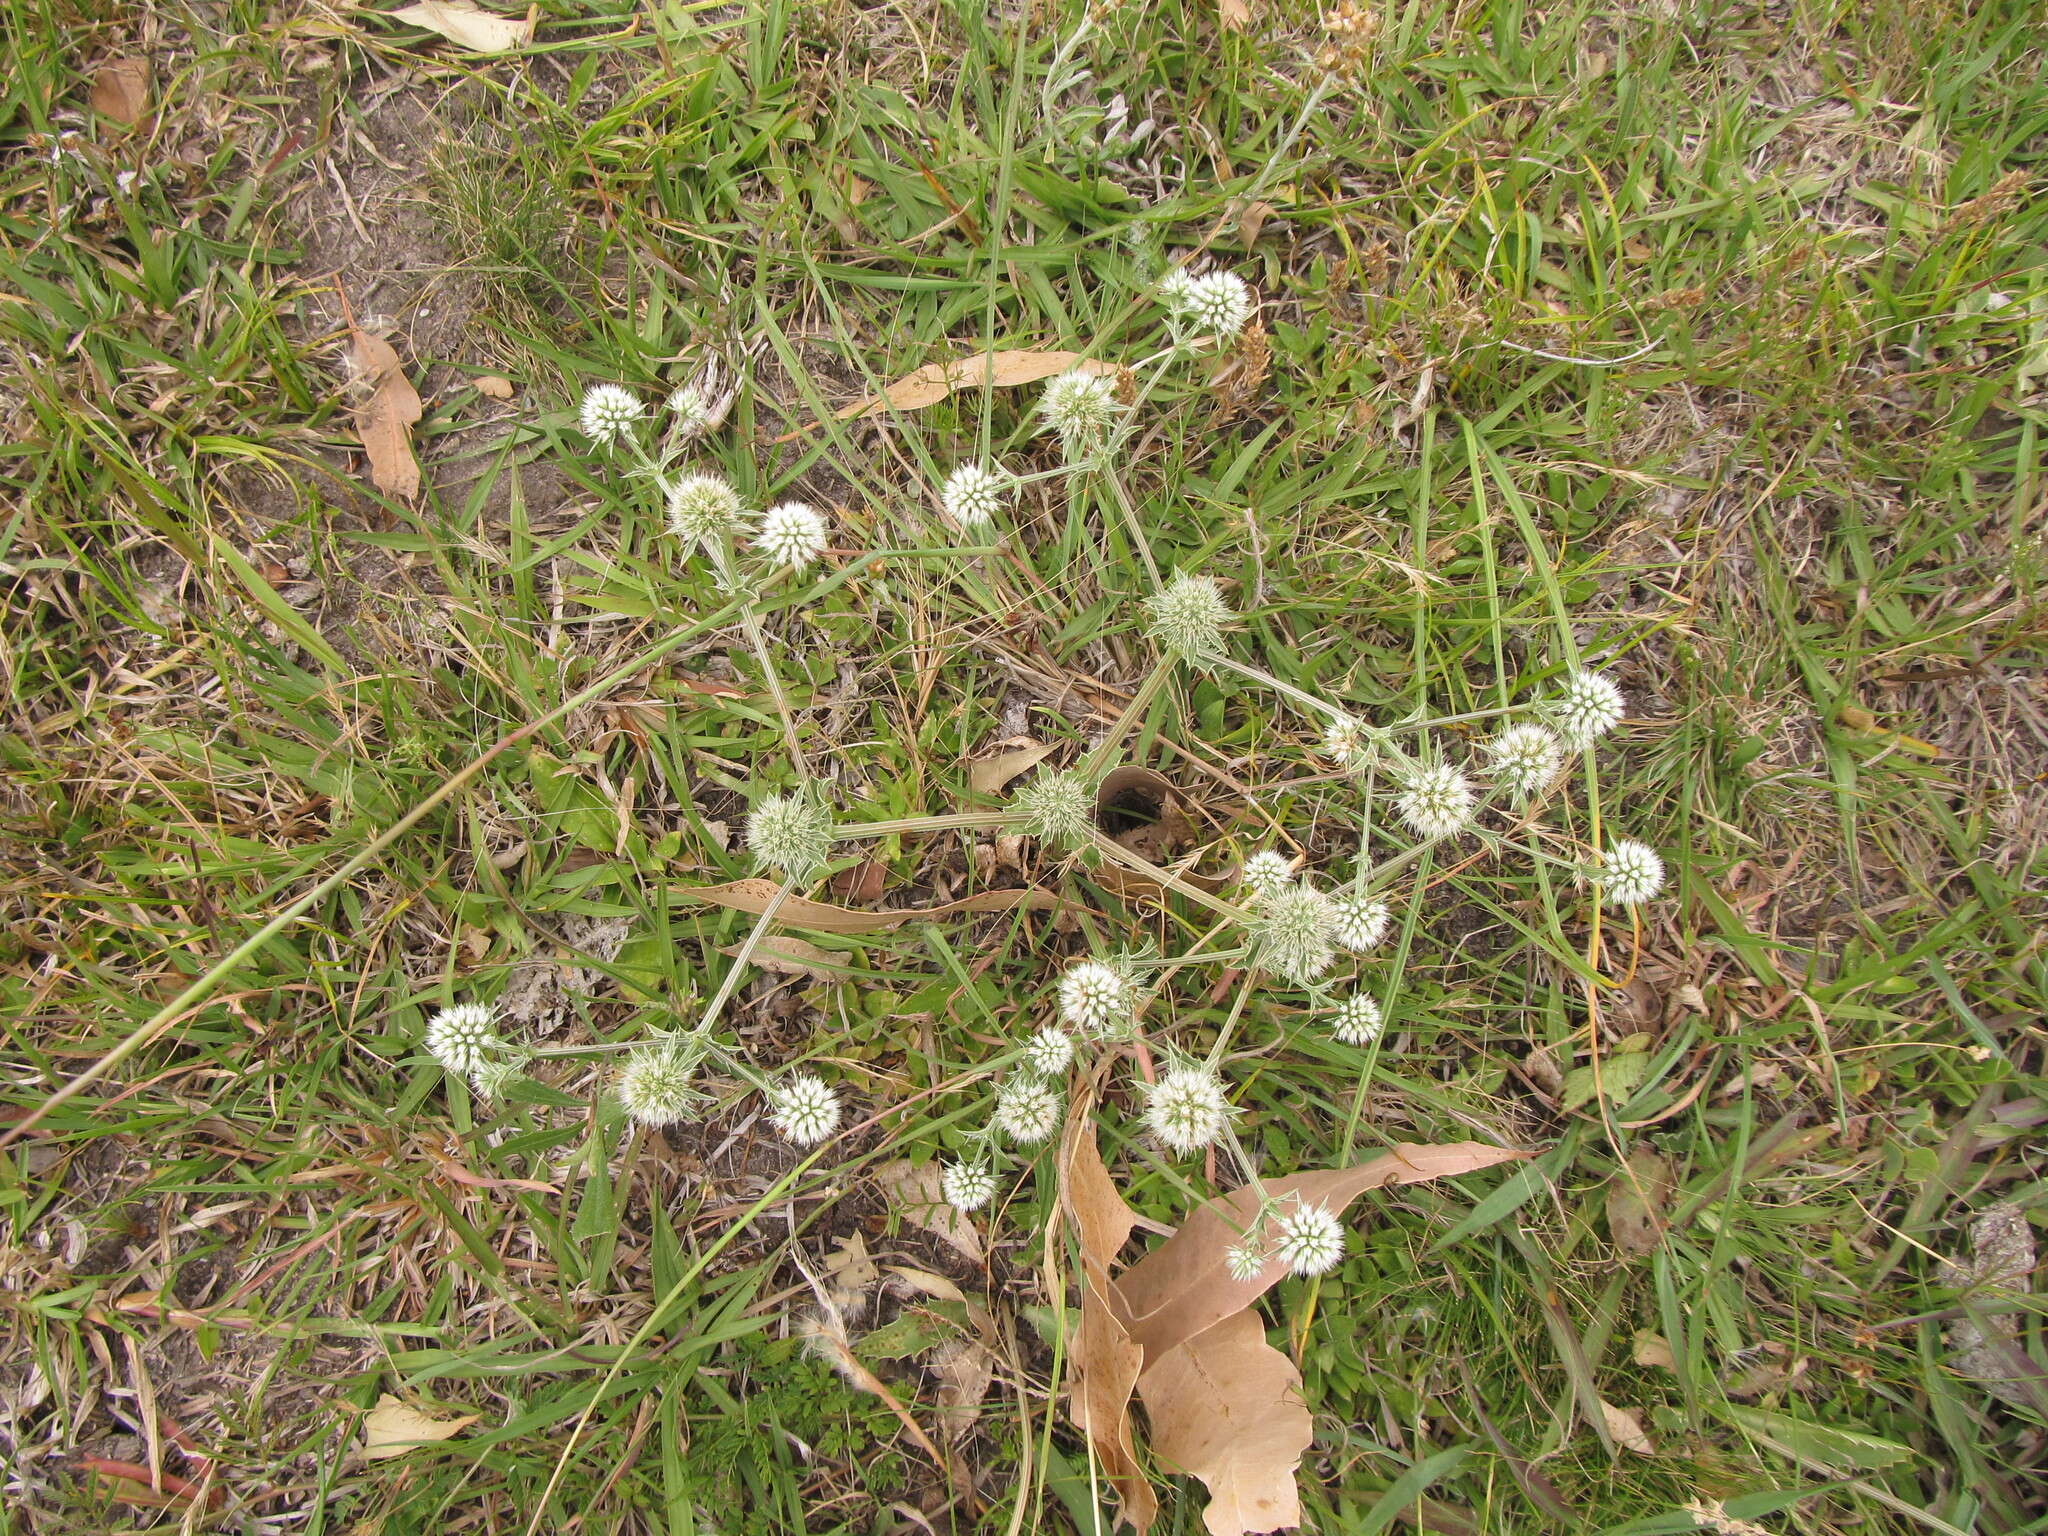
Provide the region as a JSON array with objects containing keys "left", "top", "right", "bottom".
[
  {"left": 970, "top": 738, "right": 1059, "bottom": 797},
  {"left": 931, "top": 1336, "right": 994, "bottom": 1441},
  {"left": 1600, "top": 1400, "right": 1655, "bottom": 1455},
  {"left": 1605, "top": 1147, "right": 1673, "bottom": 1256},
  {"left": 390, "top": 0, "right": 536, "bottom": 52},
  {"left": 360, "top": 1394, "right": 479, "bottom": 1460},
  {"left": 349, "top": 327, "right": 422, "bottom": 500},
  {"left": 727, "top": 934, "right": 844, "bottom": 979},
  {"left": 1117, "top": 1143, "right": 1529, "bottom": 1361},
  {"left": 829, "top": 854, "right": 888, "bottom": 904},
  {"left": 1633, "top": 1330, "right": 1676, "bottom": 1370},
  {"left": 874, "top": 1160, "right": 984, "bottom": 1265},
  {"left": 474, "top": 374, "right": 515, "bottom": 399},
  {"left": 825, "top": 1232, "right": 879, "bottom": 1317},
  {"left": 677, "top": 876, "right": 1076, "bottom": 935},
  {"left": 90, "top": 57, "right": 151, "bottom": 126},
  {"left": 835, "top": 349, "right": 1119, "bottom": 420},
  {"left": 1218, "top": 0, "right": 1254, "bottom": 30}
]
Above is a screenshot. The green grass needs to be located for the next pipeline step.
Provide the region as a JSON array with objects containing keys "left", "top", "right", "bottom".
[{"left": 3, "top": 0, "right": 2046, "bottom": 1531}]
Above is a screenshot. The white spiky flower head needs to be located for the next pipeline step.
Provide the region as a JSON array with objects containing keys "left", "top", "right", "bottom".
[
  {"left": 1157, "top": 267, "right": 1200, "bottom": 316},
  {"left": 1330, "top": 994, "right": 1384, "bottom": 1046},
  {"left": 1038, "top": 368, "right": 1123, "bottom": 454},
  {"left": 1272, "top": 1201, "right": 1346, "bottom": 1276},
  {"left": 940, "top": 463, "right": 1009, "bottom": 529},
  {"left": 768, "top": 1072, "right": 842, "bottom": 1145},
  {"left": 616, "top": 1039, "right": 711, "bottom": 1127},
  {"left": 469, "top": 1055, "right": 530, "bottom": 1101},
  {"left": 1142, "top": 1065, "right": 1236, "bottom": 1157},
  {"left": 1248, "top": 883, "right": 1338, "bottom": 984},
  {"left": 1241, "top": 849, "right": 1296, "bottom": 898},
  {"left": 747, "top": 790, "right": 834, "bottom": 882},
  {"left": 579, "top": 383, "right": 644, "bottom": 444},
  {"left": 994, "top": 1075, "right": 1064, "bottom": 1144},
  {"left": 1057, "top": 959, "right": 1135, "bottom": 1038},
  {"left": 666, "top": 472, "right": 747, "bottom": 544},
  {"left": 1022, "top": 1026, "right": 1076, "bottom": 1078},
  {"left": 1329, "top": 893, "right": 1391, "bottom": 951},
  {"left": 424, "top": 1002, "right": 499, "bottom": 1075},
  {"left": 752, "top": 501, "right": 829, "bottom": 568},
  {"left": 1319, "top": 714, "right": 1375, "bottom": 771},
  {"left": 1395, "top": 760, "right": 1476, "bottom": 840},
  {"left": 1225, "top": 1239, "right": 1267, "bottom": 1282},
  {"left": 1486, "top": 722, "right": 1563, "bottom": 799},
  {"left": 1144, "top": 573, "right": 1234, "bottom": 661},
  {"left": 1553, "top": 669, "right": 1626, "bottom": 747},
  {"left": 1183, "top": 271, "right": 1254, "bottom": 337},
  {"left": 941, "top": 1159, "right": 999, "bottom": 1212},
  {"left": 1013, "top": 770, "right": 1094, "bottom": 847},
  {"left": 1593, "top": 838, "right": 1665, "bottom": 907},
  {"left": 666, "top": 383, "right": 712, "bottom": 430}
]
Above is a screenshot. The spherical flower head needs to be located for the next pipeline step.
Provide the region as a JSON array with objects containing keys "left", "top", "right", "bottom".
[
  {"left": 1329, "top": 893, "right": 1391, "bottom": 952},
  {"left": 667, "top": 383, "right": 711, "bottom": 430},
  {"left": 1037, "top": 368, "right": 1123, "bottom": 454},
  {"left": 1272, "top": 1201, "right": 1346, "bottom": 1276},
  {"left": 1144, "top": 574, "right": 1234, "bottom": 661},
  {"left": 1022, "top": 1025, "right": 1076, "bottom": 1078},
  {"left": 941, "top": 1159, "right": 999, "bottom": 1212},
  {"left": 1486, "top": 722, "right": 1564, "bottom": 799},
  {"left": 1225, "top": 1239, "right": 1267, "bottom": 1283},
  {"left": 579, "top": 383, "right": 644, "bottom": 445},
  {"left": 768, "top": 1072, "right": 842, "bottom": 1146},
  {"left": 1183, "top": 272, "right": 1254, "bottom": 337},
  {"left": 1247, "top": 883, "right": 1338, "bottom": 984},
  {"left": 752, "top": 501, "right": 829, "bottom": 568},
  {"left": 1142, "top": 1066, "right": 1236, "bottom": 1157},
  {"left": 1320, "top": 714, "right": 1375, "bottom": 771},
  {"left": 1395, "top": 761, "right": 1476, "bottom": 841},
  {"left": 665, "top": 472, "right": 747, "bottom": 544},
  {"left": 940, "top": 463, "right": 1009, "bottom": 530},
  {"left": 1013, "top": 770, "right": 1094, "bottom": 848},
  {"left": 616, "top": 1043, "right": 707, "bottom": 1127},
  {"left": 469, "top": 1055, "right": 529, "bottom": 1100},
  {"left": 1330, "top": 994, "right": 1384, "bottom": 1046},
  {"left": 747, "top": 790, "right": 834, "bottom": 883},
  {"left": 994, "top": 1075, "right": 1064, "bottom": 1144},
  {"left": 1553, "top": 669, "right": 1626, "bottom": 748},
  {"left": 1157, "top": 267, "right": 1200, "bottom": 316},
  {"left": 1594, "top": 838, "right": 1665, "bottom": 907},
  {"left": 1057, "top": 959, "right": 1135, "bottom": 1038},
  {"left": 1240, "top": 849, "right": 1295, "bottom": 899},
  {"left": 425, "top": 1003, "right": 499, "bottom": 1075}
]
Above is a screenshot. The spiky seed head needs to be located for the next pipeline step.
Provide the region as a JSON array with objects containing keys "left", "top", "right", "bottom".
[
  {"left": 1157, "top": 267, "right": 1200, "bottom": 315},
  {"left": 667, "top": 383, "right": 711, "bottom": 429},
  {"left": 1225, "top": 1239, "right": 1267, "bottom": 1282},
  {"left": 1553, "top": 669, "right": 1626, "bottom": 747},
  {"left": 1143, "top": 1066, "right": 1236, "bottom": 1157},
  {"left": 940, "top": 463, "right": 1009, "bottom": 529},
  {"left": 425, "top": 1002, "right": 499, "bottom": 1075},
  {"left": 1329, "top": 893, "right": 1391, "bottom": 951},
  {"left": 1057, "top": 959, "right": 1135, "bottom": 1038},
  {"left": 1594, "top": 838, "right": 1665, "bottom": 906},
  {"left": 941, "top": 1159, "right": 999, "bottom": 1212},
  {"left": 1330, "top": 994, "right": 1384, "bottom": 1046},
  {"left": 579, "top": 384, "right": 644, "bottom": 444},
  {"left": 1022, "top": 1026, "right": 1076, "bottom": 1078},
  {"left": 1320, "top": 713, "right": 1374, "bottom": 770},
  {"left": 1037, "top": 369, "right": 1123, "bottom": 454},
  {"left": 1183, "top": 272, "right": 1254, "bottom": 337},
  {"left": 1486, "top": 722, "right": 1564, "bottom": 799},
  {"left": 1241, "top": 849, "right": 1296, "bottom": 898},
  {"left": 1013, "top": 770, "right": 1094, "bottom": 847},
  {"left": 768, "top": 1072, "right": 842, "bottom": 1145},
  {"left": 1247, "top": 883, "right": 1338, "bottom": 984},
  {"left": 469, "top": 1055, "right": 529, "bottom": 1100},
  {"left": 1271, "top": 1201, "right": 1346, "bottom": 1276},
  {"left": 1395, "top": 761, "right": 1476, "bottom": 840},
  {"left": 1144, "top": 574, "right": 1234, "bottom": 661},
  {"left": 665, "top": 472, "right": 747, "bottom": 543},
  {"left": 752, "top": 501, "right": 829, "bottom": 567},
  {"left": 747, "top": 791, "right": 834, "bottom": 882},
  {"left": 616, "top": 1043, "right": 707, "bottom": 1127},
  {"left": 994, "top": 1075, "right": 1064, "bottom": 1144}
]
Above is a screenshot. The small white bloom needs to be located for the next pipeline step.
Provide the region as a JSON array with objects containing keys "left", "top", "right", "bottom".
[
  {"left": 1594, "top": 838, "right": 1665, "bottom": 906},
  {"left": 1486, "top": 722, "right": 1564, "bottom": 799},
  {"left": 469, "top": 1056, "right": 528, "bottom": 1100},
  {"left": 1248, "top": 884, "right": 1338, "bottom": 984},
  {"left": 1225, "top": 1239, "right": 1267, "bottom": 1283},
  {"left": 1329, "top": 994, "right": 1384, "bottom": 1046},
  {"left": 747, "top": 791, "right": 834, "bottom": 882},
  {"left": 1319, "top": 714, "right": 1374, "bottom": 770},
  {"left": 667, "top": 383, "right": 712, "bottom": 429},
  {"left": 768, "top": 1072, "right": 842, "bottom": 1145},
  {"left": 1329, "top": 893, "right": 1391, "bottom": 951},
  {"left": 941, "top": 1159, "right": 999, "bottom": 1212},
  {"left": 666, "top": 472, "right": 748, "bottom": 543},
  {"left": 1241, "top": 849, "right": 1296, "bottom": 898},
  {"left": 1013, "top": 770, "right": 1094, "bottom": 847},
  {"left": 1022, "top": 1026, "right": 1076, "bottom": 1078},
  {"left": 994, "top": 1075, "right": 1064, "bottom": 1144},
  {"left": 1182, "top": 272, "right": 1254, "bottom": 337},
  {"left": 1057, "top": 960, "right": 1135, "bottom": 1038},
  {"left": 752, "top": 501, "right": 829, "bottom": 567},
  {"left": 1271, "top": 1202, "right": 1346, "bottom": 1276},
  {"left": 579, "top": 384, "right": 644, "bottom": 444},
  {"left": 1038, "top": 368, "right": 1123, "bottom": 454},
  {"left": 424, "top": 1002, "right": 498, "bottom": 1075},
  {"left": 1553, "top": 669, "right": 1626, "bottom": 747},
  {"left": 1144, "top": 574, "right": 1234, "bottom": 660},
  {"left": 940, "top": 463, "right": 1009, "bottom": 529},
  {"left": 616, "top": 1043, "right": 707, "bottom": 1127},
  {"left": 1395, "top": 761, "right": 1475, "bottom": 840},
  {"left": 1157, "top": 267, "right": 1200, "bottom": 316},
  {"left": 1142, "top": 1066, "right": 1236, "bottom": 1157}
]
